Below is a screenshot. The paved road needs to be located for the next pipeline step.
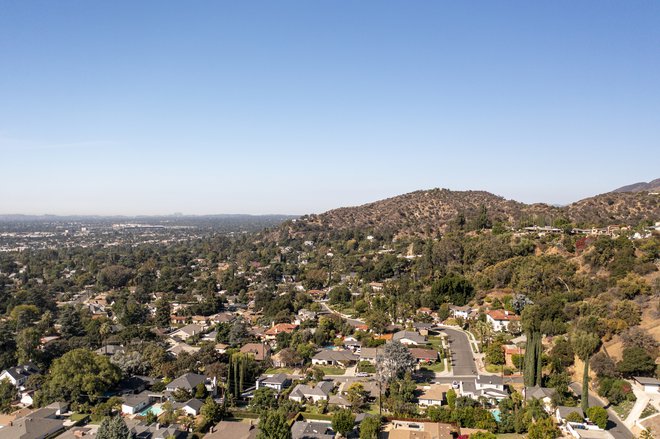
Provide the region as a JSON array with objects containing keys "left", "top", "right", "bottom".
[
  {"left": 443, "top": 327, "right": 478, "bottom": 377},
  {"left": 318, "top": 302, "right": 365, "bottom": 327},
  {"left": 570, "top": 383, "right": 633, "bottom": 439}
]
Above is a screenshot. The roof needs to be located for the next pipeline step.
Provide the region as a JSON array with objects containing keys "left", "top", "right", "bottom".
[
  {"left": 486, "top": 310, "right": 520, "bottom": 321},
  {"left": 409, "top": 348, "right": 438, "bottom": 361},
  {"left": 290, "top": 381, "right": 334, "bottom": 399},
  {"left": 634, "top": 376, "right": 660, "bottom": 385},
  {"left": 388, "top": 421, "right": 454, "bottom": 439},
  {"left": 312, "top": 349, "right": 358, "bottom": 363},
  {"left": 260, "top": 373, "right": 290, "bottom": 385},
  {"left": 184, "top": 398, "right": 204, "bottom": 411},
  {"left": 123, "top": 391, "right": 152, "bottom": 407},
  {"left": 291, "top": 420, "right": 335, "bottom": 439},
  {"left": 392, "top": 330, "right": 426, "bottom": 344},
  {"left": 167, "top": 373, "right": 207, "bottom": 391},
  {"left": 526, "top": 386, "right": 556, "bottom": 400},
  {"left": 556, "top": 406, "right": 584, "bottom": 419},
  {"left": 173, "top": 323, "right": 204, "bottom": 336},
  {"left": 360, "top": 347, "right": 382, "bottom": 359},
  {"left": 264, "top": 323, "right": 297, "bottom": 336},
  {"left": 418, "top": 384, "right": 451, "bottom": 402},
  {"left": 1, "top": 364, "right": 40, "bottom": 382},
  {"left": 240, "top": 343, "right": 270, "bottom": 361},
  {"left": 0, "top": 408, "right": 64, "bottom": 439},
  {"left": 206, "top": 421, "right": 259, "bottom": 439}
]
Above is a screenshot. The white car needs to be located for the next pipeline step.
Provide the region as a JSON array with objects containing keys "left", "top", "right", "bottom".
[{"left": 356, "top": 372, "right": 369, "bottom": 377}]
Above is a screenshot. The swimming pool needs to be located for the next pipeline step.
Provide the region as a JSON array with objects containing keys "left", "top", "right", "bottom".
[
  {"left": 490, "top": 409, "right": 501, "bottom": 423},
  {"left": 139, "top": 404, "right": 164, "bottom": 417}
]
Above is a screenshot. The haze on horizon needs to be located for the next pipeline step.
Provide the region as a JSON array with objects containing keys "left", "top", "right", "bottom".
[{"left": 1, "top": 1, "right": 658, "bottom": 216}]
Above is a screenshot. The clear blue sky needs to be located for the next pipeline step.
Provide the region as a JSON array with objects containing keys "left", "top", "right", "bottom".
[{"left": 1, "top": 1, "right": 658, "bottom": 215}]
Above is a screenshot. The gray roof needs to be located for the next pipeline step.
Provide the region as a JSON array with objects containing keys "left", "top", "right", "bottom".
[
  {"left": 167, "top": 372, "right": 207, "bottom": 391},
  {"left": 1, "top": 363, "right": 40, "bottom": 382},
  {"left": 392, "top": 330, "right": 426, "bottom": 344},
  {"left": 312, "top": 349, "right": 358, "bottom": 363},
  {"left": 123, "top": 391, "right": 152, "bottom": 408},
  {"left": 557, "top": 406, "right": 584, "bottom": 420},
  {"left": 291, "top": 420, "right": 335, "bottom": 439},
  {"left": 0, "top": 407, "right": 64, "bottom": 439},
  {"left": 184, "top": 398, "right": 204, "bottom": 411},
  {"left": 290, "top": 381, "right": 334, "bottom": 399},
  {"left": 634, "top": 376, "right": 660, "bottom": 385},
  {"left": 526, "top": 386, "right": 557, "bottom": 400},
  {"left": 261, "top": 373, "right": 291, "bottom": 385}
]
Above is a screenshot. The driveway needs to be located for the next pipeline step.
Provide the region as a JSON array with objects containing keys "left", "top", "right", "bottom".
[{"left": 570, "top": 382, "right": 633, "bottom": 439}]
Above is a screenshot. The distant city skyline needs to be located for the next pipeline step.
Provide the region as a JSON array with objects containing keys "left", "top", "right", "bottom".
[{"left": 1, "top": 1, "right": 658, "bottom": 216}]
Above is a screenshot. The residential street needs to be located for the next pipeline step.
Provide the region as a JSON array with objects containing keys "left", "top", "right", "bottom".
[{"left": 570, "top": 383, "right": 634, "bottom": 439}]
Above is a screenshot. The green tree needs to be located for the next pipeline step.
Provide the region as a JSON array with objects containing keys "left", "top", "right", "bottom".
[
  {"left": 0, "top": 379, "right": 16, "bottom": 414},
  {"left": 257, "top": 411, "right": 291, "bottom": 439},
  {"left": 16, "top": 327, "right": 41, "bottom": 364},
  {"left": 586, "top": 406, "right": 608, "bottom": 429},
  {"left": 155, "top": 299, "right": 171, "bottom": 329},
  {"left": 359, "top": 416, "right": 381, "bottom": 439},
  {"left": 617, "top": 347, "right": 656, "bottom": 377},
  {"left": 251, "top": 387, "right": 278, "bottom": 413},
  {"left": 201, "top": 396, "right": 225, "bottom": 425},
  {"left": 37, "top": 348, "right": 122, "bottom": 405},
  {"left": 571, "top": 330, "right": 601, "bottom": 412},
  {"left": 446, "top": 388, "right": 457, "bottom": 409},
  {"left": 527, "top": 417, "right": 560, "bottom": 439},
  {"left": 97, "top": 416, "right": 132, "bottom": 439},
  {"left": 471, "top": 432, "right": 497, "bottom": 439},
  {"left": 332, "top": 409, "right": 356, "bottom": 438}
]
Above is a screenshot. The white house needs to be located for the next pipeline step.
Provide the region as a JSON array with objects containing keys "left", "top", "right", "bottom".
[
  {"left": 121, "top": 391, "right": 153, "bottom": 415},
  {"left": 460, "top": 375, "right": 508, "bottom": 402},
  {"left": 255, "top": 374, "right": 292, "bottom": 394},
  {"left": 0, "top": 364, "right": 40, "bottom": 390},
  {"left": 417, "top": 384, "right": 450, "bottom": 407},
  {"left": 289, "top": 381, "right": 334, "bottom": 403},
  {"left": 486, "top": 310, "right": 520, "bottom": 332},
  {"left": 449, "top": 305, "right": 472, "bottom": 320},
  {"left": 392, "top": 330, "right": 427, "bottom": 346},
  {"left": 170, "top": 324, "right": 204, "bottom": 341},
  {"left": 634, "top": 377, "right": 660, "bottom": 393},
  {"left": 311, "top": 350, "right": 358, "bottom": 367}
]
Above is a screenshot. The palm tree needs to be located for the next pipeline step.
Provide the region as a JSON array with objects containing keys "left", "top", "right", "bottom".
[{"left": 571, "top": 330, "right": 601, "bottom": 413}]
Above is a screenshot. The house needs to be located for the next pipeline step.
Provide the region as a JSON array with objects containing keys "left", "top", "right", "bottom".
[
  {"left": 191, "top": 315, "right": 209, "bottom": 327},
  {"left": 368, "top": 282, "right": 384, "bottom": 292},
  {"left": 409, "top": 348, "right": 438, "bottom": 364},
  {"left": 255, "top": 374, "right": 291, "bottom": 393},
  {"left": 291, "top": 420, "right": 335, "bottom": 439},
  {"left": 485, "top": 310, "right": 520, "bottom": 332},
  {"left": 392, "top": 330, "right": 427, "bottom": 346},
  {"left": 556, "top": 406, "right": 584, "bottom": 424},
  {"left": 449, "top": 305, "right": 472, "bottom": 320},
  {"left": 209, "top": 312, "right": 235, "bottom": 324},
  {"left": 417, "top": 384, "right": 450, "bottom": 407},
  {"left": 126, "top": 419, "right": 187, "bottom": 439},
  {"left": 177, "top": 398, "right": 204, "bottom": 416},
  {"left": 387, "top": 420, "right": 454, "bottom": 439},
  {"left": 295, "top": 309, "right": 317, "bottom": 324},
  {"left": 94, "top": 344, "right": 125, "bottom": 357},
  {"left": 525, "top": 386, "right": 556, "bottom": 413},
  {"left": 215, "top": 343, "right": 229, "bottom": 354},
  {"left": 413, "top": 322, "right": 434, "bottom": 336},
  {"left": 167, "top": 342, "right": 200, "bottom": 357},
  {"left": 0, "top": 364, "right": 40, "bottom": 389},
  {"left": 328, "top": 394, "right": 352, "bottom": 408},
  {"left": 170, "top": 324, "right": 204, "bottom": 341},
  {"left": 121, "top": 391, "right": 154, "bottom": 415},
  {"left": 166, "top": 373, "right": 216, "bottom": 395},
  {"left": 343, "top": 336, "right": 362, "bottom": 353},
  {"left": 633, "top": 376, "right": 660, "bottom": 393},
  {"left": 205, "top": 421, "right": 259, "bottom": 439},
  {"left": 359, "top": 347, "right": 382, "bottom": 364},
  {"left": 170, "top": 315, "right": 188, "bottom": 325},
  {"left": 460, "top": 375, "right": 508, "bottom": 401},
  {"left": 311, "top": 350, "right": 358, "bottom": 367},
  {"left": 289, "top": 381, "right": 334, "bottom": 403},
  {"left": 271, "top": 349, "right": 303, "bottom": 368},
  {"left": 264, "top": 323, "right": 298, "bottom": 340},
  {"left": 0, "top": 405, "right": 66, "bottom": 439},
  {"left": 240, "top": 343, "right": 271, "bottom": 361},
  {"left": 502, "top": 344, "right": 525, "bottom": 368}
]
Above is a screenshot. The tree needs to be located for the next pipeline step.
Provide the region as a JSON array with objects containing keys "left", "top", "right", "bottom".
[
  {"left": 446, "top": 388, "right": 457, "bottom": 409},
  {"left": 0, "top": 379, "right": 16, "bottom": 414},
  {"left": 16, "top": 327, "right": 41, "bottom": 364},
  {"left": 376, "top": 341, "right": 416, "bottom": 382},
  {"left": 590, "top": 352, "right": 617, "bottom": 378},
  {"left": 617, "top": 347, "right": 656, "bottom": 377},
  {"left": 251, "top": 387, "right": 278, "bottom": 413},
  {"left": 359, "top": 416, "right": 381, "bottom": 439},
  {"left": 586, "top": 406, "right": 608, "bottom": 429},
  {"left": 639, "top": 428, "right": 654, "bottom": 439},
  {"left": 527, "top": 417, "right": 560, "bottom": 439},
  {"left": 522, "top": 305, "right": 544, "bottom": 387},
  {"left": 37, "top": 348, "right": 122, "bottom": 405},
  {"left": 566, "top": 412, "right": 584, "bottom": 423},
  {"left": 58, "top": 305, "right": 83, "bottom": 338},
  {"left": 332, "top": 409, "right": 356, "bottom": 438},
  {"left": 485, "top": 342, "right": 505, "bottom": 366},
  {"left": 346, "top": 383, "right": 369, "bottom": 412},
  {"left": 97, "top": 265, "right": 133, "bottom": 289},
  {"left": 200, "top": 396, "right": 225, "bottom": 425},
  {"left": 97, "top": 416, "right": 132, "bottom": 439},
  {"left": 571, "top": 330, "right": 601, "bottom": 412},
  {"left": 155, "top": 299, "right": 171, "bottom": 329},
  {"left": 229, "top": 319, "right": 250, "bottom": 346},
  {"left": 257, "top": 411, "right": 291, "bottom": 439},
  {"left": 471, "top": 432, "right": 497, "bottom": 439}
]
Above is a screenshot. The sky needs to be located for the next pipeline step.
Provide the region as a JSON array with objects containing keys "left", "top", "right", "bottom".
[{"left": 1, "top": 1, "right": 658, "bottom": 215}]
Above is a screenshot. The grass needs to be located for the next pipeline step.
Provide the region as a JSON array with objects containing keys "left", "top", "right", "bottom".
[
  {"left": 485, "top": 364, "right": 504, "bottom": 373},
  {"left": 319, "top": 366, "right": 345, "bottom": 375},
  {"left": 301, "top": 413, "right": 333, "bottom": 421},
  {"left": 427, "top": 336, "right": 444, "bottom": 350},
  {"left": 70, "top": 413, "right": 90, "bottom": 424},
  {"left": 640, "top": 403, "right": 658, "bottom": 419},
  {"left": 612, "top": 400, "right": 635, "bottom": 420},
  {"left": 424, "top": 362, "right": 445, "bottom": 372},
  {"left": 265, "top": 367, "right": 294, "bottom": 374}
]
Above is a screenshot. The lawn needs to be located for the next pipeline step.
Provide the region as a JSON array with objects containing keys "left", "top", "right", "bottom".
[
  {"left": 424, "top": 362, "right": 445, "bottom": 372},
  {"left": 265, "top": 367, "right": 294, "bottom": 374},
  {"left": 612, "top": 400, "right": 635, "bottom": 420},
  {"left": 428, "top": 336, "right": 445, "bottom": 350},
  {"left": 319, "top": 366, "right": 345, "bottom": 375},
  {"left": 485, "top": 364, "right": 504, "bottom": 373}
]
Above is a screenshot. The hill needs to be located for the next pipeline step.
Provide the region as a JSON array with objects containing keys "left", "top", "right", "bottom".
[
  {"left": 612, "top": 178, "right": 660, "bottom": 193},
  {"left": 277, "top": 188, "right": 659, "bottom": 239}
]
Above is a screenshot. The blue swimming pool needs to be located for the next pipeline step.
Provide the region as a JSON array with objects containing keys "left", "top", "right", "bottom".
[
  {"left": 491, "top": 409, "right": 501, "bottom": 423},
  {"left": 139, "top": 404, "right": 164, "bottom": 417}
]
